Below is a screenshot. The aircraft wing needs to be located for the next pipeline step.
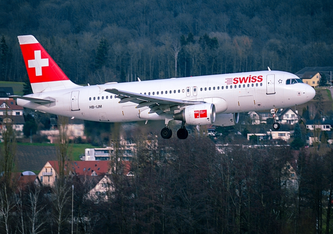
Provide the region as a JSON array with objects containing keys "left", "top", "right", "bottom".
[
  {"left": 105, "top": 88, "right": 204, "bottom": 113},
  {"left": 10, "top": 95, "right": 55, "bottom": 104}
]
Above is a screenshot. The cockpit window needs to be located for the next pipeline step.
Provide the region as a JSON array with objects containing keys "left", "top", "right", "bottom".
[{"left": 286, "top": 78, "right": 303, "bottom": 85}]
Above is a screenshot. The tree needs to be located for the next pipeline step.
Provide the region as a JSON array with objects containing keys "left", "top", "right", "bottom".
[
  {"left": 319, "top": 73, "right": 328, "bottom": 86},
  {"left": 290, "top": 123, "right": 305, "bottom": 149},
  {"left": 23, "top": 114, "right": 38, "bottom": 138},
  {"left": 95, "top": 38, "right": 109, "bottom": 70},
  {"left": 0, "top": 112, "right": 16, "bottom": 185}
]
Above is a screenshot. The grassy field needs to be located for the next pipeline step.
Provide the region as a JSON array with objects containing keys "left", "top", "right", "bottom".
[
  {"left": 1, "top": 143, "right": 94, "bottom": 173},
  {"left": 0, "top": 81, "right": 25, "bottom": 95}
]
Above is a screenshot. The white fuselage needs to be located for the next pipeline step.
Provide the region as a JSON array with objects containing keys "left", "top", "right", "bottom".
[{"left": 18, "top": 70, "right": 315, "bottom": 123}]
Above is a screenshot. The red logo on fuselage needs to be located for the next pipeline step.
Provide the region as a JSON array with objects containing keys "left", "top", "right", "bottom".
[
  {"left": 232, "top": 75, "right": 263, "bottom": 84},
  {"left": 194, "top": 110, "right": 208, "bottom": 119}
]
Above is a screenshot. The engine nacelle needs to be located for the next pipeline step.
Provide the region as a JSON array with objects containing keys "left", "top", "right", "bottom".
[
  {"left": 213, "top": 113, "right": 236, "bottom": 126},
  {"left": 174, "top": 103, "right": 216, "bottom": 125}
]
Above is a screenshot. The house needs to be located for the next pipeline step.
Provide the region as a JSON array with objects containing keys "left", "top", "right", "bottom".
[
  {"left": 277, "top": 108, "right": 299, "bottom": 125},
  {"left": 39, "top": 118, "right": 86, "bottom": 143},
  {"left": 306, "top": 120, "right": 332, "bottom": 131},
  {"left": 10, "top": 171, "right": 42, "bottom": 193},
  {"left": 296, "top": 67, "right": 333, "bottom": 86},
  {"left": 0, "top": 99, "right": 25, "bottom": 139},
  {"left": 247, "top": 130, "right": 292, "bottom": 142},
  {"left": 85, "top": 161, "right": 132, "bottom": 202},
  {"left": 38, "top": 160, "right": 110, "bottom": 187},
  {"left": 299, "top": 72, "right": 321, "bottom": 88},
  {"left": 81, "top": 139, "right": 139, "bottom": 161}
]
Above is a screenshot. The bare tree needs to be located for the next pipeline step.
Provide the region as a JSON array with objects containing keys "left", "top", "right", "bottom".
[
  {"left": 53, "top": 181, "right": 71, "bottom": 234},
  {"left": 28, "top": 187, "right": 46, "bottom": 234},
  {"left": 0, "top": 110, "right": 17, "bottom": 185},
  {"left": 56, "top": 116, "right": 72, "bottom": 181},
  {"left": 0, "top": 184, "right": 15, "bottom": 234}
]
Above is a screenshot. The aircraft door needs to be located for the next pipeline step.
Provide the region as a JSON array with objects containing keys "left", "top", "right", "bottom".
[
  {"left": 266, "top": 74, "right": 276, "bottom": 95},
  {"left": 71, "top": 91, "right": 80, "bottom": 111}
]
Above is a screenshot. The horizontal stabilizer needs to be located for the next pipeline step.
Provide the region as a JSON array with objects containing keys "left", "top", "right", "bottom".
[{"left": 10, "top": 95, "right": 55, "bottom": 104}]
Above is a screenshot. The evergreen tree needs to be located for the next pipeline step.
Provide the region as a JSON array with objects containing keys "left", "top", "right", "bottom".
[
  {"left": 95, "top": 38, "right": 109, "bottom": 70},
  {"left": 290, "top": 123, "right": 305, "bottom": 149},
  {"left": 0, "top": 36, "right": 8, "bottom": 80}
]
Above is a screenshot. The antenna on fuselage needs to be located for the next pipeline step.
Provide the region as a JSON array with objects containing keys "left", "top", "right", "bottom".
[
  {"left": 268, "top": 67, "right": 271, "bottom": 71},
  {"left": 137, "top": 77, "right": 141, "bottom": 82}
]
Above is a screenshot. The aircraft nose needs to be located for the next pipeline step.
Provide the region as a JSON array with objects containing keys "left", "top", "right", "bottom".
[{"left": 305, "top": 85, "right": 316, "bottom": 101}]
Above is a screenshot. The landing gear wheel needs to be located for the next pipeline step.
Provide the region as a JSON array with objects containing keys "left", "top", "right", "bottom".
[
  {"left": 161, "top": 127, "right": 172, "bottom": 139},
  {"left": 273, "top": 122, "right": 280, "bottom": 130},
  {"left": 177, "top": 128, "right": 188, "bottom": 139}
]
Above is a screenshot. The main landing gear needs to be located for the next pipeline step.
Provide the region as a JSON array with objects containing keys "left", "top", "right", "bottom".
[{"left": 161, "top": 123, "right": 189, "bottom": 140}]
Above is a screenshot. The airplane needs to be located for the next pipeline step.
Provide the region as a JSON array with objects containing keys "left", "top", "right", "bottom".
[{"left": 14, "top": 35, "right": 316, "bottom": 140}]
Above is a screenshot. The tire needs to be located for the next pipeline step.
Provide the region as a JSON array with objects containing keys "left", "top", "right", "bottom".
[{"left": 161, "top": 127, "right": 172, "bottom": 139}]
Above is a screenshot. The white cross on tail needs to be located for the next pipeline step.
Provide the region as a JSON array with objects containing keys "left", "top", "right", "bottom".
[{"left": 28, "top": 50, "right": 49, "bottom": 76}]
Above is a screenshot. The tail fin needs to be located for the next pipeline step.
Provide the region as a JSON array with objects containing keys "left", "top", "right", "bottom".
[{"left": 18, "top": 35, "right": 79, "bottom": 93}]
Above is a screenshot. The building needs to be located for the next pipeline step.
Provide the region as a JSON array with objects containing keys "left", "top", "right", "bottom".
[
  {"left": 296, "top": 67, "right": 333, "bottom": 86},
  {"left": 38, "top": 160, "right": 110, "bottom": 187},
  {"left": 299, "top": 72, "right": 321, "bottom": 88},
  {"left": 277, "top": 108, "right": 299, "bottom": 125},
  {"left": 247, "top": 130, "right": 292, "bottom": 142},
  {"left": 248, "top": 108, "right": 298, "bottom": 126},
  {"left": 85, "top": 161, "right": 132, "bottom": 202},
  {"left": 306, "top": 120, "right": 332, "bottom": 131},
  {"left": 81, "top": 139, "right": 138, "bottom": 161},
  {"left": 39, "top": 119, "right": 86, "bottom": 143},
  {"left": 0, "top": 99, "right": 25, "bottom": 139}
]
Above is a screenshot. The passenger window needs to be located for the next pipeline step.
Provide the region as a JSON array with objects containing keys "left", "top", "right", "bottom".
[
  {"left": 204, "top": 87, "right": 207, "bottom": 91},
  {"left": 256, "top": 83, "right": 258, "bottom": 87},
  {"left": 243, "top": 84, "right": 245, "bottom": 88},
  {"left": 226, "top": 86, "right": 228, "bottom": 89},
  {"left": 106, "top": 96, "right": 108, "bottom": 99},
  {"left": 247, "top": 84, "right": 250, "bottom": 87},
  {"left": 169, "top": 90, "right": 172, "bottom": 94},
  {"left": 174, "top": 90, "right": 176, "bottom": 93},
  {"left": 97, "top": 96, "right": 100, "bottom": 100},
  {"left": 110, "top": 95, "right": 113, "bottom": 99},
  {"left": 217, "top": 86, "right": 219, "bottom": 90},
  {"left": 152, "top": 92, "right": 155, "bottom": 95},
  {"left": 161, "top": 91, "right": 163, "bottom": 94},
  {"left": 230, "top": 85, "right": 232, "bottom": 89},
  {"left": 213, "top": 87, "right": 215, "bottom": 90},
  {"left": 252, "top": 84, "right": 254, "bottom": 87},
  {"left": 239, "top": 85, "right": 241, "bottom": 88},
  {"left": 200, "top": 88, "right": 203, "bottom": 91},
  {"left": 209, "top": 87, "right": 211, "bottom": 91},
  {"left": 157, "top": 91, "right": 159, "bottom": 95},
  {"left": 148, "top": 92, "right": 151, "bottom": 95},
  {"left": 178, "top": 90, "right": 180, "bottom": 93},
  {"left": 234, "top": 85, "right": 237, "bottom": 88},
  {"left": 89, "top": 97, "right": 91, "bottom": 101},
  {"left": 222, "top": 86, "right": 224, "bottom": 89},
  {"left": 102, "top": 96, "right": 104, "bottom": 100},
  {"left": 260, "top": 83, "right": 263, "bottom": 86}
]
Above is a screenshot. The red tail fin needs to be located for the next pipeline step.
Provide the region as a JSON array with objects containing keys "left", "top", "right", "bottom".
[{"left": 18, "top": 35, "right": 78, "bottom": 93}]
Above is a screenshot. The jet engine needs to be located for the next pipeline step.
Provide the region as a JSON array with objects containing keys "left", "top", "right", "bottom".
[{"left": 173, "top": 103, "right": 216, "bottom": 125}]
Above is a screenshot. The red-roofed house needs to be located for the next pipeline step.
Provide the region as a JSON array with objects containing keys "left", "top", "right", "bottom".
[
  {"left": 86, "top": 161, "right": 133, "bottom": 202},
  {"left": 38, "top": 161, "right": 111, "bottom": 187},
  {"left": 10, "top": 172, "right": 42, "bottom": 193}
]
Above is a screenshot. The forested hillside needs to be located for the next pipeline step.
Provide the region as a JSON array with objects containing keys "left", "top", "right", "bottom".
[{"left": 0, "top": 0, "right": 332, "bottom": 85}]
